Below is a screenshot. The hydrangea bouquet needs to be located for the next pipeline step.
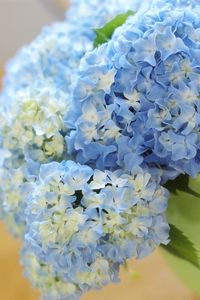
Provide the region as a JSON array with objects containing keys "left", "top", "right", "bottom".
[{"left": 1, "top": 0, "right": 200, "bottom": 299}]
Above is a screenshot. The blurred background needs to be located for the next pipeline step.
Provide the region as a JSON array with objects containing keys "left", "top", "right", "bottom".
[
  {"left": 0, "top": 1, "right": 199, "bottom": 300},
  {"left": 0, "top": 0, "right": 68, "bottom": 69}
]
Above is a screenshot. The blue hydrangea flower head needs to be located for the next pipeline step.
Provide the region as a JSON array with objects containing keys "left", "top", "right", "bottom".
[
  {"left": 69, "top": 0, "right": 200, "bottom": 180},
  {"left": 23, "top": 160, "right": 169, "bottom": 299}
]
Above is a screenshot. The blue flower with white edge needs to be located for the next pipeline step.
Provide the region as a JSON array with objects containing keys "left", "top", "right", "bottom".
[
  {"left": 23, "top": 160, "right": 169, "bottom": 299},
  {"left": 68, "top": 1, "right": 200, "bottom": 180}
]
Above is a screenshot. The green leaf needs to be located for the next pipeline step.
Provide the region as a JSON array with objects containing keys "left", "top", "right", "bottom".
[
  {"left": 162, "top": 224, "right": 200, "bottom": 269},
  {"left": 162, "top": 174, "right": 200, "bottom": 295},
  {"left": 93, "top": 10, "right": 135, "bottom": 48},
  {"left": 165, "top": 174, "right": 200, "bottom": 198}
]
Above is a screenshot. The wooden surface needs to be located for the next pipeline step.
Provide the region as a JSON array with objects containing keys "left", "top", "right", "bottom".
[{"left": 0, "top": 73, "right": 199, "bottom": 300}]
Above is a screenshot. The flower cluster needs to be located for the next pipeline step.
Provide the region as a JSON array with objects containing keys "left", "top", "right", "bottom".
[
  {"left": 0, "top": 85, "right": 68, "bottom": 236},
  {"left": 23, "top": 161, "right": 169, "bottom": 299},
  {"left": 0, "top": 0, "right": 142, "bottom": 237},
  {"left": 0, "top": 0, "right": 199, "bottom": 299},
  {"left": 69, "top": 0, "right": 200, "bottom": 180}
]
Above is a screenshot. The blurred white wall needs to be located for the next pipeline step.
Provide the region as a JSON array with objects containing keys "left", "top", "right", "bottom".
[{"left": 0, "top": 0, "right": 68, "bottom": 68}]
